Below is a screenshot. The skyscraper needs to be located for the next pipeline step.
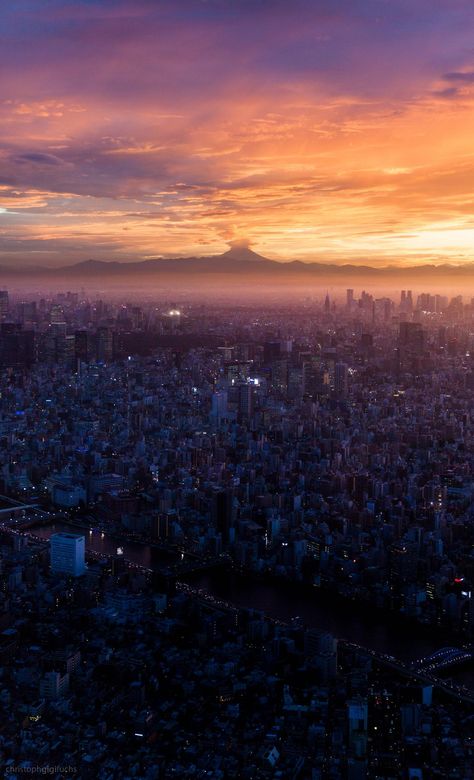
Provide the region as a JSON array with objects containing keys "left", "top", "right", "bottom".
[
  {"left": 399, "top": 321, "right": 425, "bottom": 350},
  {"left": 97, "top": 327, "right": 113, "bottom": 363},
  {"left": 212, "top": 489, "right": 235, "bottom": 544},
  {"left": 0, "top": 291, "right": 9, "bottom": 321},
  {"left": 0, "top": 324, "right": 35, "bottom": 368},
  {"left": 335, "top": 362, "right": 348, "bottom": 398},
  {"left": 50, "top": 304, "right": 65, "bottom": 325},
  {"left": 50, "top": 533, "right": 86, "bottom": 577},
  {"left": 211, "top": 390, "right": 228, "bottom": 424},
  {"left": 238, "top": 382, "right": 254, "bottom": 420},
  {"left": 347, "top": 698, "right": 368, "bottom": 758}
]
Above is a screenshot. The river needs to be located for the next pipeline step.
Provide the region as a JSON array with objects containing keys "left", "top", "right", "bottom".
[{"left": 33, "top": 521, "right": 474, "bottom": 690}]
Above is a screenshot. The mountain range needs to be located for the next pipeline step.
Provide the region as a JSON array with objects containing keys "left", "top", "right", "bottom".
[{"left": 2, "top": 245, "right": 474, "bottom": 278}]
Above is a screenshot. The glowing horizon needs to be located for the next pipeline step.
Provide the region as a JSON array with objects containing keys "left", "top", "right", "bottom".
[{"left": 2, "top": 1, "right": 474, "bottom": 267}]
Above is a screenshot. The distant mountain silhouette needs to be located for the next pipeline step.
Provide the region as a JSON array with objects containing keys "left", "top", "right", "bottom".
[
  {"left": 2, "top": 249, "right": 474, "bottom": 278},
  {"left": 218, "top": 245, "right": 272, "bottom": 264}
]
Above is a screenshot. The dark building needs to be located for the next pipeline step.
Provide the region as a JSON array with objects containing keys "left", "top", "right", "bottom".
[
  {"left": 399, "top": 322, "right": 425, "bottom": 350},
  {"left": 237, "top": 382, "right": 254, "bottom": 421},
  {"left": 263, "top": 340, "right": 281, "bottom": 363},
  {"left": 97, "top": 327, "right": 113, "bottom": 363},
  {"left": 212, "top": 489, "right": 234, "bottom": 544},
  {"left": 75, "top": 330, "right": 97, "bottom": 363},
  {"left": 390, "top": 543, "right": 418, "bottom": 585},
  {"left": 0, "top": 323, "right": 35, "bottom": 368}
]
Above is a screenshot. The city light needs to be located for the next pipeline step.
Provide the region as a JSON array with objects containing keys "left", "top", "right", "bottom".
[{"left": 2, "top": 0, "right": 474, "bottom": 769}]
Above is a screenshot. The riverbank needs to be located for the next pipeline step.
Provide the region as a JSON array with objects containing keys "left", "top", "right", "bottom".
[{"left": 28, "top": 519, "right": 474, "bottom": 689}]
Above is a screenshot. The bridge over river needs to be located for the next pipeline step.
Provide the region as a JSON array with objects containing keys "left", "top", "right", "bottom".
[
  {"left": 9, "top": 518, "right": 474, "bottom": 697},
  {"left": 411, "top": 646, "right": 474, "bottom": 673}
]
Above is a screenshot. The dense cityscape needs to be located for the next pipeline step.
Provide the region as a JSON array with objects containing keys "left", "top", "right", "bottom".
[
  {"left": 5, "top": 0, "right": 474, "bottom": 776},
  {"left": 0, "top": 286, "right": 472, "bottom": 777}
]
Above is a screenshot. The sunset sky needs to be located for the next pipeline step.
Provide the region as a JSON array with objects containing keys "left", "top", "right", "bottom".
[{"left": 2, "top": 0, "right": 474, "bottom": 266}]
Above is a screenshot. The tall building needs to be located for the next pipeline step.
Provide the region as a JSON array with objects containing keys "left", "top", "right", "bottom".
[
  {"left": 57, "top": 334, "right": 76, "bottom": 366},
  {"left": 39, "top": 670, "right": 70, "bottom": 700},
  {"left": 212, "top": 489, "right": 235, "bottom": 544},
  {"left": 0, "top": 324, "right": 35, "bottom": 368},
  {"left": 374, "top": 297, "right": 393, "bottom": 321},
  {"left": 97, "top": 327, "right": 113, "bottom": 363},
  {"left": 75, "top": 330, "right": 96, "bottom": 363},
  {"left": 50, "top": 304, "right": 65, "bottom": 325},
  {"left": 335, "top": 362, "right": 348, "bottom": 398},
  {"left": 399, "top": 321, "right": 425, "bottom": 351},
  {"left": 211, "top": 390, "right": 228, "bottom": 424},
  {"left": 263, "top": 340, "right": 281, "bottom": 363},
  {"left": 347, "top": 697, "right": 368, "bottom": 757},
  {"left": 303, "top": 359, "right": 327, "bottom": 397},
  {"left": 272, "top": 359, "right": 288, "bottom": 393},
  {"left": 19, "top": 300, "right": 37, "bottom": 325},
  {"left": 238, "top": 382, "right": 254, "bottom": 420},
  {"left": 390, "top": 543, "right": 418, "bottom": 585},
  {"left": 50, "top": 533, "right": 86, "bottom": 577},
  {"left": 0, "top": 290, "right": 9, "bottom": 321},
  {"left": 304, "top": 630, "right": 338, "bottom": 680}
]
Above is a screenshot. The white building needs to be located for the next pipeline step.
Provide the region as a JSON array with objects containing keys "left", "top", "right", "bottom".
[{"left": 50, "top": 532, "right": 86, "bottom": 577}]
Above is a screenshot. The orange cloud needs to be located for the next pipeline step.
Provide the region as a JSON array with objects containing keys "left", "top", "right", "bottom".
[{"left": 2, "top": 1, "right": 474, "bottom": 266}]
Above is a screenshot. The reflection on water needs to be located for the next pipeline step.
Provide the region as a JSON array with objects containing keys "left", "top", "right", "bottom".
[
  {"left": 35, "top": 522, "right": 474, "bottom": 689},
  {"left": 189, "top": 571, "right": 474, "bottom": 690},
  {"left": 33, "top": 521, "right": 177, "bottom": 569},
  {"left": 190, "top": 570, "right": 439, "bottom": 661}
]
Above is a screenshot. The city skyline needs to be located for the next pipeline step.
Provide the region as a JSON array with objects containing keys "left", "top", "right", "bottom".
[
  {"left": 1, "top": 287, "right": 474, "bottom": 774},
  {"left": 2, "top": 1, "right": 474, "bottom": 267}
]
